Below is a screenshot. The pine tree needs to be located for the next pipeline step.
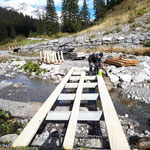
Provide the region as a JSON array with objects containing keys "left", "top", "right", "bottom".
[
  {"left": 94, "top": 0, "right": 106, "bottom": 21},
  {"left": 80, "top": 0, "right": 90, "bottom": 29},
  {"left": 9, "top": 25, "right": 16, "bottom": 39},
  {"left": 61, "top": 0, "right": 81, "bottom": 33},
  {"left": 45, "top": 0, "right": 59, "bottom": 35}
]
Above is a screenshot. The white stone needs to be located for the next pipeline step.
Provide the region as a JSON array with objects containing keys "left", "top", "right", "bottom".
[
  {"left": 108, "top": 73, "right": 119, "bottom": 83},
  {"left": 119, "top": 74, "right": 132, "bottom": 83},
  {"left": 143, "top": 68, "right": 150, "bottom": 76},
  {"left": 133, "top": 72, "right": 150, "bottom": 83},
  {"left": 0, "top": 134, "right": 18, "bottom": 143},
  {"left": 102, "top": 36, "right": 112, "bottom": 41},
  {"left": 117, "top": 36, "right": 125, "bottom": 40},
  {"left": 141, "top": 62, "right": 150, "bottom": 69},
  {"left": 10, "top": 61, "right": 26, "bottom": 67},
  {"left": 111, "top": 68, "right": 120, "bottom": 74},
  {"left": 0, "top": 70, "right": 6, "bottom": 76}
]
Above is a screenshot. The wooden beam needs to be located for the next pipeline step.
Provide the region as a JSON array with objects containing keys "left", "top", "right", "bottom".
[
  {"left": 65, "top": 83, "right": 97, "bottom": 88},
  {"left": 46, "top": 111, "right": 102, "bottom": 121},
  {"left": 63, "top": 71, "right": 85, "bottom": 149},
  {"left": 58, "top": 93, "right": 99, "bottom": 101},
  {"left": 97, "top": 75, "right": 130, "bottom": 150},
  {"left": 12, "top": 67, "right": 75, "bottom": 147},
  {"left": 70, "top": 76, "right": 96, "bottom": 81}
]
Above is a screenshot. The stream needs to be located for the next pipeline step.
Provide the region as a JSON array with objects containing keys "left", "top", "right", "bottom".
[{"left": 0, "top": 71, "right": 150, "bottom": 132}]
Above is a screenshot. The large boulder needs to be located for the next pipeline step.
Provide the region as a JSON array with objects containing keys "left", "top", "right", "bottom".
[
  {"left": 120, "top": 74, "right": 132, "bottom": 83},
  {"left": 133, "top": 72, "right": 150, "bottom": 83},
  {"left": 0, "top": 70, "right": 6, "bottom": 76},
  {"left": 141, "top": 62, "right": 150, "bottom": 69},
  {"left": 111, "top": 68, "right": 121, "bottom": 74}
]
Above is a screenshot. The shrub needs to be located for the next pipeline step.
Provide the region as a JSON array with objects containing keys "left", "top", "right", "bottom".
[
  {"left": 145, "top": 41, "right": 150, "bottom": 47},
  {"left": 22, "top": 61, "right": 47, "bottom": 75}
]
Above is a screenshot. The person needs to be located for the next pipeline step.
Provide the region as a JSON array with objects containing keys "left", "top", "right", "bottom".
[{"left": 88, "top": 52, "right": 103, "bottom": 75}]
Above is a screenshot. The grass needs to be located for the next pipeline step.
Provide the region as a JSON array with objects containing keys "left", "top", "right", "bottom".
[
  {"left": 78, "top": 0, "right": 150, "bottom": 34},
  {"left": 9, "top": 52, "right": 40, "bottom": 57},
  {"left": 0, "top": 109, "right": 25, "bottom": 137},
  {"left": 78, "top": 46, "right": 150, "bottom": 56},
  {"left": 0, "top": 39, "right": 44, "bottom": 50},
  {"left": 0, "top": 147, "right": 36, "bottom": 150}
]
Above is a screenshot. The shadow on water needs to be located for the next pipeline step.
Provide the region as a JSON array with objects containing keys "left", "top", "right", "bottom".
[{"left": 110, "top": 88, "right": 150, "bottom": 131}]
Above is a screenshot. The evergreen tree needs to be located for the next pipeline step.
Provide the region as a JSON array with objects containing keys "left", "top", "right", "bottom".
[
  {"left": 61, "top": 0, "right": 81, "bottom": 33},
  {"left": 80, "top": 0, "right": 90, "bottom": 29},
  {"left": 45, "top": 0, "right": 59, "bottom": 35},
  {"left": 9, "top": 25, "right": 16, "bottom": 39},
  {"left": 94, "top": 0, "right": 106, "bottom": 21}
]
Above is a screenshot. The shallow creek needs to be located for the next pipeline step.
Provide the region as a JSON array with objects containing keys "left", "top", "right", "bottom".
[{"left": 0, "top": 71, "right": 149, "bottom": 132}]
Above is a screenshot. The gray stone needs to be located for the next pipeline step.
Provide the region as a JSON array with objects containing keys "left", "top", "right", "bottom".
[
  {"left": 133, "top": 72, "right": 150, "bottom": 83},
  {"left": 111, "top": 68, "right": 121, "bottom": 74},
  {"left": 0, "top": 70, "right": 6, "bottom": 76},
  {"left": 13, "top": 82, "right": 24, "bottom": 88},
  {"left": 125, "top": 38, "right": 132, "bottom": 43},
  {"left": 108, "top": 73, "right": 119, "bottom": 84},
  {"left": 102, "top": 36, "right": 112, "bottom": 42},
  {"left": 0, "top": 80, "right": 13, "bottom": 90},
  {"left": 120, "top": 74, "right": 132, "bottom": 83},
  {"left": 133, "top": 39, "right": 140, "bottom": 45},
  {"left": 0, "top": 134, "right": 18, "bottom": 143},
  {"left": 117, "top": 36, "right": 125, "bottom": 41}
]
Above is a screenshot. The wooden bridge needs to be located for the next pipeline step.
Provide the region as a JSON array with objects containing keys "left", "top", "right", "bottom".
[{"left": 12, "top": 67, "right": 130, "bottom": 150}]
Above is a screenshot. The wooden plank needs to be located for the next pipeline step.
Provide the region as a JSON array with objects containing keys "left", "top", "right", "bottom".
[
  {"left": 58, "top": 93, "right": 99, "bottom": 101},
  {"left": 12, "top": 67, "right": 75, "bottom": 147},
  {"left": 70, "top": 76, "right": 96, "bottom": 81},
  {"left": 63, "top": 71, "right": 85, "bottom": 149},
  {"left": 46, "top": 111, "right": 102, "bottom": 121},
  {"left": 97, "top": 75, "right": 130, "bottom": 150},
  {"left": 65, "top": 83, "right": 97, "bottom": 88}
]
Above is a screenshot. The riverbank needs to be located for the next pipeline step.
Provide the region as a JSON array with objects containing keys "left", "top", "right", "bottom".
[{"left": 0, "top": 54, "right": 150, "bottom": 149}]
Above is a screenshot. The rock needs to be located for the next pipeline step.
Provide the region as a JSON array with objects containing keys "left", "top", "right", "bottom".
[
  {"left": 108, "top": 73, "right": 119, "bottom": 84},
  {"left": 102, "top": 36, "right": 112, "bottom": 42},
  {"left": 0, "top": 134, "right": 18, "bottom": 144},
  {"left": 141, "top": 62, "right": 150, "bottom": 69},
  {"left": 0, "top": 70, "right": 6, "bottom": 76},
  {"left": 117, "top": 36, "right": 125, "bottom": 40},
  {"left": 143, "top": 68, "right": 150, "bottom": 76},
  {"left": 133, "top": 39, "right": 140, "bottom": 45},
  {"left": 0, "top": 80, "right": 13, "bottom": 90},
  {"left": 10, "top": 61, "right": 26, "bottom": 67},
  {"left": 13, "top": 82, "right": 24, "bottom": 88},
  {"left": 133, "top": 72, "right": 150, "bottom": 83},
  {"left": 111, "top": 68, "right": 120, "bottom": 74},
  {"left": 120, "top": 74, "right": 132, "bottom": 83},
  {"left": 31, "top": 72, "right": 36, "bottom": 76}
]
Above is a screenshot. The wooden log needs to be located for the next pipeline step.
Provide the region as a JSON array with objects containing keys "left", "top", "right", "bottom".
[
  {"left": 54, "top": 51, "right": 57, "bottom": 63},
  {"left": 46, "top": 51, "right": 51, "bottom": 64},
  {"left": 63, "top": 71, "right": 85, "bottom": 149},
  {"left": 60, "top": 51, "right": 64, "bottom": 63},
  {"left": 40, "top": 51, "right": 42, "bottom": 62},
  {"left": 12, "top": 67, "right": 75, "bottom": 147},
  {"left": 43, "top": 51, "right": 46, "bottom": 63},
  {"left": 97, "top": 75, "right": 130, "bottom": 150},
  {"left": 57, "top": 51, "right": 61, "bottom": 63}
]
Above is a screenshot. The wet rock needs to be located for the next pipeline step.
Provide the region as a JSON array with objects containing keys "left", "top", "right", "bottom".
[
  {"left": 13, "top": 82, "right": 24, "bottom": 88},
  {"left": 0, "top": 134, "right": 18, "bottom": 144},
  {"left": 0, "top": 70, "right": 6, "bottom": 76},
  {"left": 0, "top": 80, "right": 13, "bottom": 90}
]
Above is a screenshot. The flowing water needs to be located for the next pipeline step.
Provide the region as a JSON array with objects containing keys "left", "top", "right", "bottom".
[{"left": 0, "top": 71, "right": 149, "bottom": 132}]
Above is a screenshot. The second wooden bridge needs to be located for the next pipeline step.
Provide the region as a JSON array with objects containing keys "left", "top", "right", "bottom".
[{"left": 12, "top": 67, "right": 130, "bottom": 150}]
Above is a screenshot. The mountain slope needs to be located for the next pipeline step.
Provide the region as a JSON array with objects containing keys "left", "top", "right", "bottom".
[
  {"left": 0, "top": 1, "right": 45, "bottom": 19},
  {"left": 80, "top": 0, "right": 150, "bottom": 33}
]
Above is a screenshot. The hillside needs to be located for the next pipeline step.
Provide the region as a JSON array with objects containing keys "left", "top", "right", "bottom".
[{"left": 81, "top": 0, "right": 150, "bottom": 33}]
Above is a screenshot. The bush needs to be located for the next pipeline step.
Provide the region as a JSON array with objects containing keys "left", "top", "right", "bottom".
[
  {"left": 22, "top": 61, "right": 47, "bottom": 75},
  {"left": 145, "top": 41, "right": 150, "bottom": 47}
]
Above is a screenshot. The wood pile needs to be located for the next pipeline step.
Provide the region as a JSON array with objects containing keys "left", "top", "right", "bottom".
[
  {"left": 40, "top": 50, "right": 64, "bottom": 64},
  {"left": 105, "top": 57, "right": 139, "bottom": 67}
]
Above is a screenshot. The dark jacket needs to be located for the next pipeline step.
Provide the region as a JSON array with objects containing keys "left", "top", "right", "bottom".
[{"left": 88, "top": 53, "right": 102, "bottom": 64}]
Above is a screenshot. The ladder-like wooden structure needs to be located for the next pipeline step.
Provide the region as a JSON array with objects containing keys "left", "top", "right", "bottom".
[
  {"left": 40, "top": 50, "right": 64, "bottom": 64},
  {"left": 12, "top": 67, "right": 130, "bottom": 150}
]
